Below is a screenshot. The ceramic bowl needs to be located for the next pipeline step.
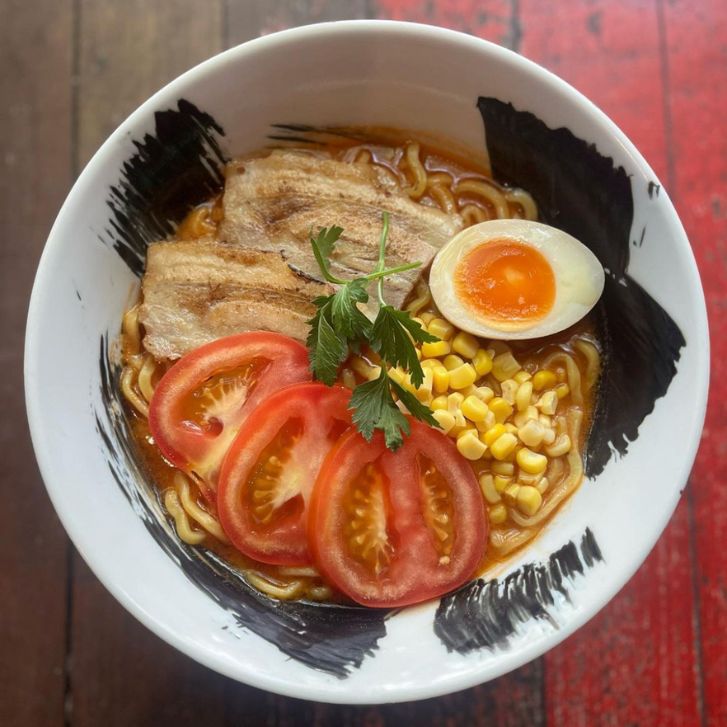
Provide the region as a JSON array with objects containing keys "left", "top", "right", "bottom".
[{"left": 25, "top": 20, "right": 709, "bottom": 703}]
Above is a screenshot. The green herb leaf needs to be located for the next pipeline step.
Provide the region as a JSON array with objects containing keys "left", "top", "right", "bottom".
[
  {"left": 369, "top": 305, "right": 437, "bottom": 387},
  {"left": 390, "top": 380, "right": 438, "bottom": 429},
  {"left": 330, "top": 279, "right": 372, "bottom": 340},
  {"left": 306, "top": 300, "right": 347, "bottom": 385},
  {"left": 349, "top": 369, "right": 411, "bottom": 450},
  {"left": 310, "top": 225, "right": 346, "bottom": 284},
  {"left": 306, "top": 213, "right": 442, "bottom": 450}
]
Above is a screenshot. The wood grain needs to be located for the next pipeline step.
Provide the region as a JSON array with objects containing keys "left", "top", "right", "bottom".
[
  {"left": 517, "top": 2, "right": 703, "bottom": 725},
  {"left": 69, "top": 2, "right": 225, "bottom": 726},
  {"left": 661, "top": 0, "right": 727, "bottom": 724},
  {"left": 0, "top": 2, "right": 73, "bottom": 726},
  {"left": 4, "top": 0, "right": 720, "bottom": 724},
  {"left": 225, "top": 0, "right": 370, "bottom": 47}
]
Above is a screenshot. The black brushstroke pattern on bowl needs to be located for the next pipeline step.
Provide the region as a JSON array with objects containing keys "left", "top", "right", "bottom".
[{"left": 95, "top": 97, "right": 684, "bottom": 670}]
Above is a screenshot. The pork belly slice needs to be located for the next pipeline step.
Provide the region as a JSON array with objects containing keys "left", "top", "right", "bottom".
[
  {"left": 219, "top": 151, "right": 463, "bottom": 309},
  {"left": 139, "top": 240, "right": 330, "bottom": 360}
]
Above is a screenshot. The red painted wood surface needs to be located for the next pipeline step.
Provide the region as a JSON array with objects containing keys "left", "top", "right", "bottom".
[
  {"left": 517, "top": 2, "right": 702, "bottom": 725},
  {"left": 662, "top": 1, "right": 727, "bottom": 724},
  {"left": 4, "top": 0, "right": 723, "bottom": 724}
]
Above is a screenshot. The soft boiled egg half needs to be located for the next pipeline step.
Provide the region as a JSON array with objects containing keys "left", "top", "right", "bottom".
[{"left": 429, "top": 220, "right": 605, "bottom": 340}]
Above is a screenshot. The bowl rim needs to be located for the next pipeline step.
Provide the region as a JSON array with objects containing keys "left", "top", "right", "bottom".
[{"left": 25, "top": 18, "right": 710, "bottom": 704}]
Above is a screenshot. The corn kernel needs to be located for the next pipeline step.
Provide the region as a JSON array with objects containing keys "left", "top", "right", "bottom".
[
  {"left": 539, "top": 413, "right": 552, "bottom": 428},
  {"left": 488, "top": 397, "right": 514, "bottom": 423},
  {"left": 500, "top": 379, "right": 519, "bottom": 404},
  {"left": 421, "top": 340, "right": 451, "bottom": 358},
  {"left": 472, "top": 349, "right": 493, "bottom": 376},
  {"left": 482, "top": 410, "right": 496, "bottom": 429},
  {"left": 419, "top": 312, "right": 435, "bottom": 325},
  {"left": 537, "top": 391, "right": 558, "bottom": 415},
  {"left": 452, "top": 331, "right": 480, "bottom": 359},
  {"left": 492, "top": 352, "right": 521, "bottom": 381},
  {"left": 516, "top": 381, "right": 533, "bottom": 412},
  {"left": 457, "top": 430, "right": 487, "bottom": 460},
  {"left": 400, "top": 373, "right": 416, "bottom": 393},
  {"left": 428, "top": 318, "right": 455, "bottom": 340},
  {"left": 462, "top": 395, "right": 489, "bottom": 423},
  {"left": 555, "top": 383, "right": 570, "bottom": 400},
  {"left": 489, "top": 503, "right": 508, "bottom": 525},
  {"left": 513, "top": 410, "right": 530, "bottom": 428},
  {"left": 518, "top": 419, "right": 545, "bottom": 448},
  {"left": 479, "top": 474, "right": 501, "bottom": 504},
  {"left": 491, "top": 461, "right": 515, "bottom": 477},
  {"left": 453, "top": 410, "right": 467, "bottom": 429},
  {"left": 525, "top": 405, "right": 539, "bottom": 420},
  {"left": 516, "top": 485, "right": 543, "bottom": 516},
  {"left": 494, "top": 475, "right": 512, "bottom": 493},
  {"left": 387, "top": 367, "right": 405, "bottom": 385},
  {"left": 350, "top": 356, "right": 379, "bottom": 380},
  {"left": 514, "top": 370, "right": 532, "bottom": 384},
  {"left": 516, "top": 447, "right": 548, "bottom": 474},
  {"left": 545, "top": 434, "right": 572, "bottom": 457},
  {"left": 443, "top": 354, "right": 465, "bottom": 371},
  {"left": 533, "top": 369, "right": 557, "bottom": 391},
  {"left": 504, "top": 423, "right": 518, "bottom": 434},
  {"left": 543, "top": 427, "right": 556, "bottom": 445},
  {"left": 432, "top": 409, "right": 456, "bottom": 434},
  {"left": 411, "top": 317, "right": 426, "bottom": 328},
  {"left": 432, "top": 366, "right": 450, "bottom": 393},
  {"left": 447, "top": 392, "right": 465, "bottom": 413},
  {"left": 431, "top": 395, "right": 448, "bottom": 410},
  {"left": 449, "top": 363, "right": 477, "bottom": 390},
  {"left": 503, "top": 483, "right": 521, "bottom": 504},
  {"left": 415, "top": 369, "right": 434, "bottom": 402},
  {"left": 473, "top": 386, "right": 494, "bottom": 402},
  {"left": 483, "top": 423, "right": 507, "bottom": 447},
  {"left": 341, "top": 369, "right": 356, "bottom": 390},
  {"left": 491, "top": 432, "right": 518, "bottom": 460},
  {"left": 518, "top": 470, "right": 542, "bottom": 486},
  {"left": 420, "top": 358, "right": 439, "bottom": 369}
]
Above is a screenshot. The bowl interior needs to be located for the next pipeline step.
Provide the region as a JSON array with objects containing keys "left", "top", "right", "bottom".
[{"left": 25, "top": 21, "right": 708, "bottom": 703}]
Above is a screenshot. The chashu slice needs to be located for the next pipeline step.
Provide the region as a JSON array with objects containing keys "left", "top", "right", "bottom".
[
  {"left": 139, "top": 239, "right": 330, "bottom": 360},
  {"left": 219, "top": 151, "right": 463, "bottom": 309}
]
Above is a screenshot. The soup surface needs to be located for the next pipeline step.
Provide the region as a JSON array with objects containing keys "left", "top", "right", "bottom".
[{"left": 119, "top": 129, "right": 600, "bottom": 605}]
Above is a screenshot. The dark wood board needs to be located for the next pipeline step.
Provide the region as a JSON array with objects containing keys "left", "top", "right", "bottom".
[
  {"left": 3, "top": 0, "right": 722, "bottom": 724},
  {"left": 0, "top": 2, "right": 73, "bottom": 726}
]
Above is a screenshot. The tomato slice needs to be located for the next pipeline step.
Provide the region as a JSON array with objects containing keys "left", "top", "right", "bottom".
[
  {"left": 148, "top": 333, "right": 310, "bottom": 499},
  {"left": 217, "top": 383, "right": 353, "bottom": 566},
  {"left": 308, "top": 421, "right": 487, "bottom": 607}
]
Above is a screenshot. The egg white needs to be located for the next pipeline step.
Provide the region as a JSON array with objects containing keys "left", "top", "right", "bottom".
[{"left": 429, "top": 220, "right": 605, "bottom": 340}]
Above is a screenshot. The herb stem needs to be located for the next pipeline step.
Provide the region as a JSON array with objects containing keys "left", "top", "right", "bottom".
[
  {"left": 364, "top": 261, "right": 421, "bottom": 281},
  {"left": 377, "top": 212, "right": 390, "bottom": 306}
]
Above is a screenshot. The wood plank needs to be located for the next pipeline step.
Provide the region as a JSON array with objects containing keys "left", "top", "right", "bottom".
[
  {"left": 225, "top": 0, "right": 370, "bottom": 47},
  {"left": 69, "top": 3, "right": 226, "bottom": 726},
  {"left": 371, "top": 0, "right": 518, "bottom": 48},
  {"left": 518, "top": 1, "right": 703, "bottom": 724},
  {"left": 661, "top": 0, "right": 727, "bottom": 724},
  {"left": 76, "top": 0, "right": 224, "bottom": 166},
  {"left": 0, "top": 1, "right": 73, "bottom": 726}
]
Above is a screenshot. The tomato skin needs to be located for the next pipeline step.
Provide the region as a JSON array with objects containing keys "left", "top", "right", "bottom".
[
  {"left": 217, "top": 383, "right": 353, "bottom": 566},
  {"left": 308, "top": 422, "right": 487, "bottom": 608},
  {"left": 148, "top": 332, "right": 310, "bottom": 498}
]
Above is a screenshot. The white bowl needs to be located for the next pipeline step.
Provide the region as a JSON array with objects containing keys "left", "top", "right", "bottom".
[{"left": 25, "top": 20, "right": 709, "bottom": 703}]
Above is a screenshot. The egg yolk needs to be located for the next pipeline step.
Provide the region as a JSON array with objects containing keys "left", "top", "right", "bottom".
[{"left": 454, "top": 239, "right": 555, "bottom": 322}]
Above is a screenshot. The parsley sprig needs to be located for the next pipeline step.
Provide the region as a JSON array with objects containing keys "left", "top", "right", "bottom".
[{"left": 306, "top": 213, "right": 439, "bottom": 450}]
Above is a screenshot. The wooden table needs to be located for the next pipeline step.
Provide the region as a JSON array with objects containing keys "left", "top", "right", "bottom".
[{"left": 2, "top": 1, "right": 724, "bottom": 725}]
